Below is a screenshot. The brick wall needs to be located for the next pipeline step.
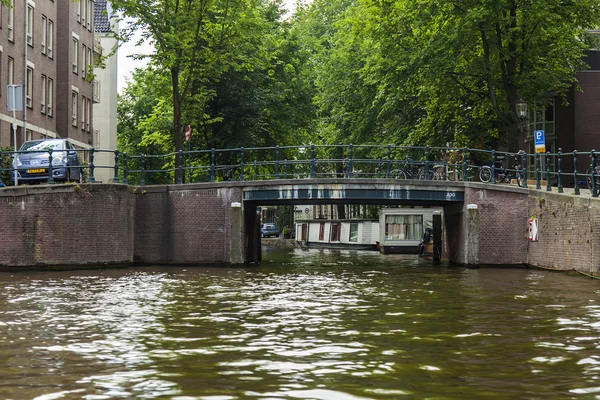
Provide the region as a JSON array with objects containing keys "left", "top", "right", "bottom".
[
  {"left": 527, "top": 191, "right": 600, "bottom": 274},
  {"left": 134, "top": 186, "right": 242, "bottom": 265},
  {"left": 0, "top": 184, "right": 134, "bottom": 268}
]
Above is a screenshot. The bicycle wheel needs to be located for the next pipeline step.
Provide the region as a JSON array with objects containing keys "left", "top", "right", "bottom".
[
  {"left": 479, "top": 166, "right": 492, "bottom": 183},
  {"left": 587, "top": 166, "right": 594, "bottom": 191},
  {"left": 516, "top": 171, "right": 523, "bottom": 187},
  {"left": 392, "top": 169, "right": 407, "bottom": 180}
]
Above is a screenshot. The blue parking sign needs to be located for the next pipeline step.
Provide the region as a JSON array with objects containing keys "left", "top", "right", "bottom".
[{"left": 534, "top": 130, "right": 545, "bottom": 153}]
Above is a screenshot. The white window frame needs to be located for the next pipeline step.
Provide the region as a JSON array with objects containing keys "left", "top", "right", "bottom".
[
  {"left": 80, "top": 0, "right": 85, "bottom": 26},
  {"left": 41, "top": 15, "right": 47, "bottom": 55},
  {"left": 87, "top": 98, "right": 92, "bottom": 131},
  {"left": 48, "top": 20, "right": 54, "bottom": 58},
  {"left": 82, "top": 44, "right": 87, "bottom": 76},
  {"left": 26, "top": 67, "right": 33, "bottom": 108},
  {"left": 41, "top": 74, "right": 46, "bottom": 113},
  {"left": 87, "top": 47, "right": 92, "bottom": 77},
  {"left": 26, "top": 5, "right": 34, "bottom": 47},
  {"left": 7, "top": 57, "right": 14, "bottom": 86},
  {"left": 8, "top": 0, "right": 15, "bottom": 42},
  {"left": 87, "top": 0, "right": 93, "bottom": 30},
  {"left": 81, "top": 96, "right": 86, "bottom": 129},
  {"left": 47, "top": 78, "right": 53, "bottom": 117},
  {"left": 72, "top": 92, "right": 78, "bottom": 126},
  {"left": 72, "top": 37, "right": 79, "bottom": 74}
]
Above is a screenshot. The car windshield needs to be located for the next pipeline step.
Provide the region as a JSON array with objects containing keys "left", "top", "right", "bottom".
[
  {"left": 20, "top": 140, "right": 64, "bottom": 152},
  {"left": 264, "top": 224, "right": 276, "bottom": 229}
]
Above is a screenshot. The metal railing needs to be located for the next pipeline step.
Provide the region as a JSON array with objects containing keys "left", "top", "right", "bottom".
[{"left": 0, "top": 145, "right": 598, "bottom": 197}]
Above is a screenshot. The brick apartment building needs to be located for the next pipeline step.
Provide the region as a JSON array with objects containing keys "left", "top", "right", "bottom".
[{"left": 0, "top": 0, "right": 95, "bottom": 152}]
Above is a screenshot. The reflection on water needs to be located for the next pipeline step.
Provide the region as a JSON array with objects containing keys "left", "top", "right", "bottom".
[{"left": 1, "top": 248, "right": 600, "bottom": 399}]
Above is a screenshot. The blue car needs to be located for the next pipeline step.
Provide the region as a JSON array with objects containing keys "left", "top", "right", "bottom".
[{"left": 261, "top": 223, "right": 280, "bottom": 238}]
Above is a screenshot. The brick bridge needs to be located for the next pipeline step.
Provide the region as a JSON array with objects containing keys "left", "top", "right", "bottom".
[{"left": 0, "top": 179, "right": 598, "bottom": 274}]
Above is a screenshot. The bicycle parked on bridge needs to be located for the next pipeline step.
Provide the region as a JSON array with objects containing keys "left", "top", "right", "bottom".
[
  {"left": 586, "top": 156, "right": 600, "bottom": 192},
  {"left": 479, "top": 153, "right": 524, "bottom": 186},
  {"left": 391, "top": 159, "right": 442, "bottom": 180}
]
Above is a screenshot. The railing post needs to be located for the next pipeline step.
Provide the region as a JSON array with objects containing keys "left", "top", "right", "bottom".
[
  {"left": 140, "top": 154, "right": 146, "bottom": 186},
  {"left": 344, "top": 158, "right": 349, "bottom": 178},
  {"left": 177, "top": 150, "right": 183, "bottom": 184},
  {"left": 386, "top": 145, "right": 391, "bottom": 178},
  {"left": 47, "top": 149, "right": 55, "bottom": 184},
  {"left": 592, "top": 150, "right": 598, "bottom": 197},
  {"left": 348, "top": 144, "right": 353, "bottom": 178},
  {"left": 573, "top": 150, "right": 580, "bottom": 195},
  {"left": 89, "top": 148, "right": 96, "bottom": 183},
  {"left": 557, "top": 148, "right": 563, "bottom": 193},
  {"left": 377, "top": 158, "right": 382, "bottom": 178},
  {"left": 210, "top": 148, "right": 215, "bottom": 183},
  {"left": 275, "top": 145, "right": 280, "bottom": 179},
  {"left": 310, "top": 144, "right": 316, "bottom": 178},
  {"left": 122, "top": 152, "right": 129, "bottom": 185},
  {"left": 240, "top": 147, "right": 245, "bottom": 181},
  {"left": 284, "top": 159, "right": 288, "bottom": 179},
  {"left": 113, "top": 150, "right": 120, "bottom": 183},
  {"left": 491, "top": 150, "right": 496, "bottom": 184},
  {"left": 425, "top": 146, "right": 430, "bottom": 180},
  {"left": 521, "top": 151, "right": 527, "bottom": 188},
  {"left": 443, "top": 160, "right": 447, "bottom": 181},
  {"left": 546, "top": 152, "right": 551, "bottom": 192},
  {"left": 462, "top": 148, "right": 467, "bottom": 182},
  {"left": 536, "top": 153, "right": 541, "bottom": 190},
  {"left": 253, "top": 160, "right": 258, "bottom": 181}
]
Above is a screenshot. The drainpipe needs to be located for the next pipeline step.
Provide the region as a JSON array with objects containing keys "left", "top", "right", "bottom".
[{"left": 23, "top": 0, "right": 28, "bottom": 143}]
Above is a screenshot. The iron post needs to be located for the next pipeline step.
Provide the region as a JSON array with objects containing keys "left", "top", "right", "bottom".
[
  {"left": 275, "top": 145, "right": 280, "bottom": 179},
  {"left": 546, "top": 152, "right": 551, "bottom": 192},
  {"left": 284, "top": 159, "right": 288, "bottom": 179},
  {"left": 122, "top": 152, "right": 128, "bottom": 185},
  {"left": 177, "top": 150, "right": 183, "bottom": 184},
  {"left": 557, "top": 148, "right": 563, "bottom": 193},
  {"left": 348, "top": 144, "right": 353, "bottom": 178},
  {"left": 113, "top": 150, "right": 120, "bottom": 183},
  {"left": 240, "top": 148, "right": 245, "bottom": 181},
  {"left": 210, "top": 148, "right": 215, "bottom": 182},
  {"left": 491, "top": 150, "right": 496, "bottom": 184},
  {"left": 187, "top": 139, "right": 191, "bottom": 184},
  {"left": 140, "top": 154, "right": 146, "bottom": 186},
  {"left": 310, "top": 144, "right": 316, "bottom": 178},
  {"left": 573, "top": 150, "right": 580, "bottom": 195},
  {"left": 386, "top": 145, "right": 391, "bottom": 178},
  {"left": 47, "top": 149, "right": 54, "bottom": 184},
  {"left": 521, "top": 151, "right": 527, "bottom": 188},
  {"left": 462, "top": 148, "right": 467, "bottom": 182},
  {"left": 593, "top": 150, "right": 598, "bottom": 197},
  {"left": 425, "top": 146, "right": 430, "bottom": 180},
  {"left": 253, "top": 160, "right": 257, "bottom": 180},
  {"left": 536, "top": 153, "right": 541, "bottom": 190},
  {"left": 89, "top": 148, "right": 95, "bottom": 183}
]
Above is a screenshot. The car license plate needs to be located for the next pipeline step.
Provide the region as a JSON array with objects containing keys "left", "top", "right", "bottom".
[{"left": 27, "top": 168, "right": 46, "bottom": 174}]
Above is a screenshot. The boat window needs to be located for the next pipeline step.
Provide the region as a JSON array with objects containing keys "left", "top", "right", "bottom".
[
  {"left": 385, "top": 215, "right": 423, "bottom": 241},
  {"left": 349, "top": 223, "right": 359, "bottom": 242}
]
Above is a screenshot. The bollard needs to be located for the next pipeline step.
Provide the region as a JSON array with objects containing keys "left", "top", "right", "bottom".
[
  {"left": 47, "top": 149, "right": 55, "bottom": 184},
  {"left": 113, "top": 150, "right": 120, "bottom": 183},
  {"left": 122, "top": 152, "right": 129, "bottom": 185},
  {"left": 557, "top": 148, "right": 563, "bottom": 193},
  {"left": 89, "top": 148, "right": 96, "bottom": 183},
  {"left": 574, "top": 150, "right": 580, "bottom": 195},
  {"left": 546, "top": 152, "right": 551, "bottom": 192}
]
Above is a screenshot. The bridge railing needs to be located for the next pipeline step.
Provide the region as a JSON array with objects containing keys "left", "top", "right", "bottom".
[{"left": 0, "top": 145, "right": 598, "bottom": 197}]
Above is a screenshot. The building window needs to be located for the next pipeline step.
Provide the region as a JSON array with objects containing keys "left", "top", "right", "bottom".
[
  {"left": 72, "top": 37, "right": 79, "bottom": 73},
  {"left": 47, "top": 78, "right": 53, "bottom": 117},
  {"left": 25, "top": 129, "right": 33, "bottom": 141},
  {"left": 93, "top": 80, "right": 100, "bottom": 102},
  {"left": 26, "top": 67, "right": 33, "bottom": 108},
  {"left": 330, "top": 223, "right": 341, "bottom": 242},
  {"left": 80, "top": 0, "right": 85, "bottom": 25},
  {"left": 41, "top": 16, "right": 47, "bottom": 54},
  {"left": 82, "top": 44, "right": 87, "bottom": 76},
  {"left": 319, "top": 223, "right": 325, "bottom": 240},
  {"left": 41, "top": 75, "right": 46, "bottom": 114},
  {"left": 81, "top": 96, "right": 86, "bottom": 129},
  {"left": 87, "top": 0, "right": 93, "bottom": 30},
  {"left": 349, "top": 223, "right": 358, "bottom": 242},
  {"left": 8, "top": 0, "right": 15, "bottom": 42},
  {"left": 7, "top": 57, "right": 14, "bottom": 85},
  {"left": 87, "top": 98, "right": 92, "bottom": 131},
  {"left": 87, "top": 47, "right": 92, "bottom": 76},
  {"left": 385, "top": 215, "right": 423, "bottom": 241},
  {"left": 48, "top": 20, "right": 54, "bottom": 58},
  {"left": 72, "top": 91, "right": 78, "bottom": 126},
  {"left": 26, "top": 5, "right": 34, "bottom": 46}
]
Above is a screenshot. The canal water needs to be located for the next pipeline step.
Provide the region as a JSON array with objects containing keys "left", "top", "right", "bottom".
[{"left": 1, "top": 248, "right": 600, "bottom": 399}]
